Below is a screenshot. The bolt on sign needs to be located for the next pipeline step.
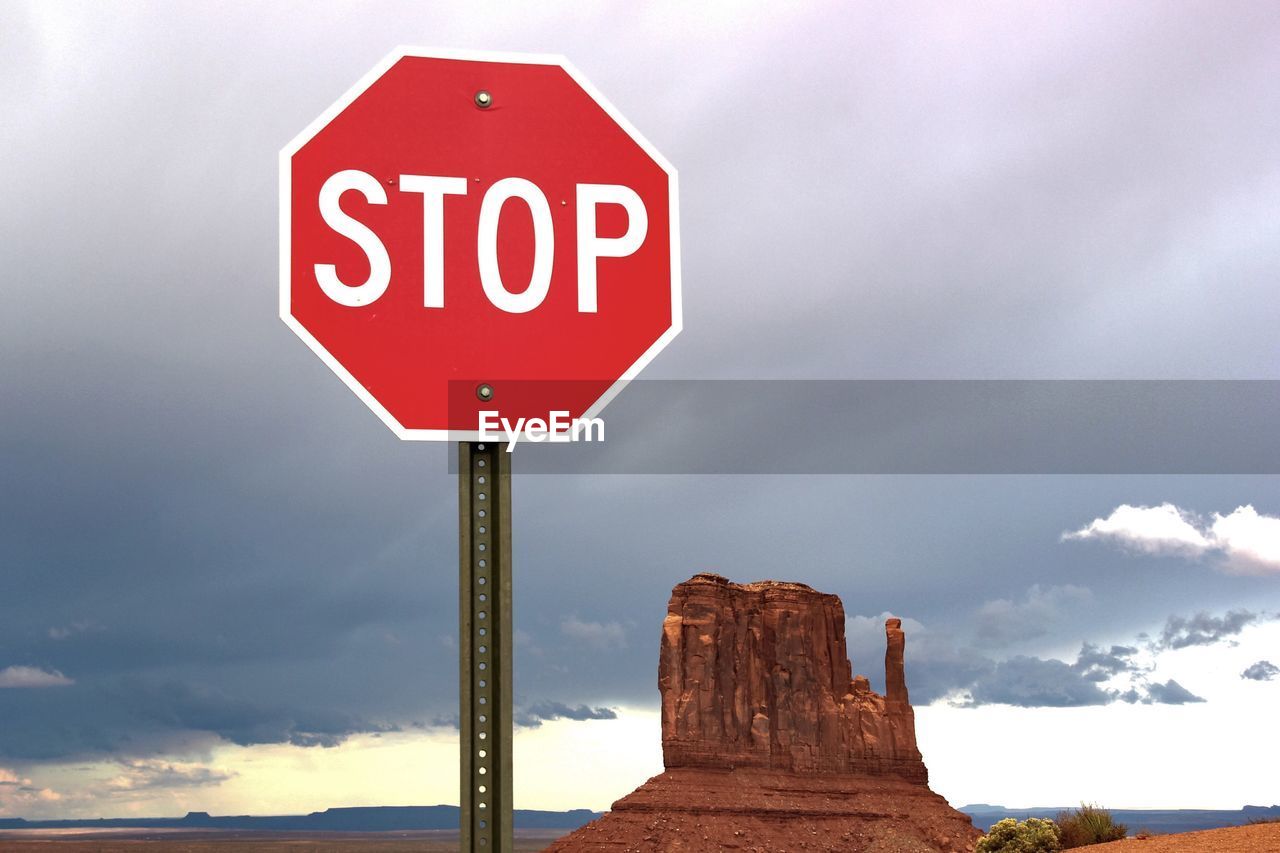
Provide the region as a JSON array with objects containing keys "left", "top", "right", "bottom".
[
  {"left": 279, "top": 48, "right": 681, "bottom": 853},
  {"left": 280, "top": 47, "right": 681, "bottom": 439}
]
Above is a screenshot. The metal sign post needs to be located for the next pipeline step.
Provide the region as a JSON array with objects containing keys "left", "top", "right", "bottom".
[
  {"left": 459, "top": 442, "right": 513, "bottom": 851},
  {"left": 280, "top": 47, "right": 680, "bottom": 853}
]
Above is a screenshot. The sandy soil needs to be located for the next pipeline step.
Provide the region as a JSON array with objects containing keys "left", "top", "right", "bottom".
[
  {"left": 0, "top": 829, "right": 563, "bottom": 852},
  {"left": 1090, "top": 822, "right": 1280, "bottom": 852},
  {"left": 5, "top": 823, "right": 1278, "bottom": 851}
]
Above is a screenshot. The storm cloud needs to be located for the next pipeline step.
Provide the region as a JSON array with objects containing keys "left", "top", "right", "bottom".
[
  {"left": 1242, "top": 661, "right": 1278, "bottom": 681},
  {"left": 967, "top": 656, "right": 1115, "bottom": 708},
  {"left": 515, "top": 702, "right": 619, "bottom": 729},
  {"left": 1, "top": 0, "right": 1279, "bottom": 811},
  {"left": 974, "top": 585, "right": 1093, "bottom": 649},
  {"left": 850, "top": 605, "right": 1249, "bottom": 709},
  {"left": 1156, "top": 610, "right": 1261, "bottom": 650},
  {"left": 1071, "top": 644, "right": 1142, "bottom": 683},
  {"left": 1131, "top": 680, "right": 1206, "bottom": 705},
  {"left": 0, "top": 678, "right": 397, "bottom": 761}
]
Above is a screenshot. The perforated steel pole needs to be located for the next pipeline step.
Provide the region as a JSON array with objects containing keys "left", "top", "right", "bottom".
[{"left": 459, "top": 441, "right": 513, "bottom": 851}]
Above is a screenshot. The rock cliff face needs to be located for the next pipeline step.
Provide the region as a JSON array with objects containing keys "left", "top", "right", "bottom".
[
  {"left": 547, "top": 573, "right": 980, "bottom": 853},
  {"left": 659, "top": 573, "right": 925, "bottom": 781}
]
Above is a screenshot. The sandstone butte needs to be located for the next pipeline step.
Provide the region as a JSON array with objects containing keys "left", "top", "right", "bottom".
[{"left": 546, "top": 573, "right": 982, "bottom": 853}]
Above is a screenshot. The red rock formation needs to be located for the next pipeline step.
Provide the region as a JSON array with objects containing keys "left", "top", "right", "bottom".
[
  {"left": 659, "top": 573, "right": 925, "bottom": 781},
  {"left": 546, "top": 573, "right": 980, "bottom": 853}
]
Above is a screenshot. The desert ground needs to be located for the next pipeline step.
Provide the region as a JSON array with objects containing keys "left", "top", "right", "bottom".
[
  {"left": 2, "top": 823, "right": 1279, "bottom": 851},
  {"left": 1089, "top": 822, "right": 1280, "bottom": 851},
  {"left": 4, "top": 822, "right": 1280, "bottom": 851},
  {"left": 0, "top": 829, "right": 564, "bottom": 851}
]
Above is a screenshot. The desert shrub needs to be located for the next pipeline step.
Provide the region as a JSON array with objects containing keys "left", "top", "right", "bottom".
[
  {"left": 1056, "top": 804, "right": 1127, "bottom": 847},
  {"left": 976, "top": 817, "right": 1062, "bottom": 853}
]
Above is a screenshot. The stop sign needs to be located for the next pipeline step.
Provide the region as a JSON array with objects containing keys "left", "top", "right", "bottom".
[{"left": 280, "top": 48, "right": 681, "bottom": 440}]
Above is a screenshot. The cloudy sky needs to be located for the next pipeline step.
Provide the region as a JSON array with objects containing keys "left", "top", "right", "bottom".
[{"left": 3, "top": 0, "right": 1279, "bottom": 819}]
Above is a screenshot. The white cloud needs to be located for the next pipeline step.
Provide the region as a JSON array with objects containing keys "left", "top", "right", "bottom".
[
  {"left": 0, "top": 666, "right": 74, "bottom": 688},
  {"left": 1064, "top": 503, "right": 1280, "bottom": 574},
  {"left": 1064, "top": 503, "right": 1208, "bottom": 553},
  {"left": 1210, "top": 505, "right": 1280, "bottom": 572},
  {"left": 0, "top": 767, "right": 62, "bottom": 814},
  {"left": 106, "top": 760, "right": 235, "bottom": 792},
  {"left": 47, "top": 620, "right": 95, "bottom": 640},
  {"left": 561, "top": 617, "right": 627, "bottom": 650}
]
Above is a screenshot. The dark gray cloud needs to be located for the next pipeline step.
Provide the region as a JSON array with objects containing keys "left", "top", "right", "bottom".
[
  {"left": 875, "top": 611, "right": 1230, "bottom": 708},
  {"left": 845, "top": 613, "right": 994, "bottom": 704},
  {"left": 899, "top": 647, "right": 996, "bottom": 706},
  {"left": 966, "top": 656, "right": 1114, "bottom": 708},
  {"left": 515, "top": 702, "right": 618, "bottom": 729},
  {"left": 1072, "top": 643, "right": 1141, "bottom": 682},
  {"left": 0, "top": 678, "right": 396, "bottom": 761},
  {"left": 964, "top": 659, "right": 1205, "bottom": 708},
  {"left": 1242, "top": 660, "right": 1279, "bottom": 681},
  {"left": 1134, "top": 680, "right": 1206, "bottom": 705},
  {"left": 1, "top": 1, "right": 1279, "bottom": 793},
  {"left": 428, "top": 701, "right": 618, "bottom": 730},
  {"left": 1156, "top": 610, "right": 1260, "bottom": 650},
  {"left": 974, "top": 585, "right": 1093, "bottom": 649},
  {"left": 850, "top": 618, "right": 1106, "bottom": 708}
]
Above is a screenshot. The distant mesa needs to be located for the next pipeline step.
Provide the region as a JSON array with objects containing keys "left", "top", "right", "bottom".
[
  {"left": 0, "top": 805, "right": 599, "bottom": 833},
  {"left": 963, "top": 803, "right": 1280, "bottom": 835},
  {"left": 547, "top": 572, "right": 982, "bottom": 852}
]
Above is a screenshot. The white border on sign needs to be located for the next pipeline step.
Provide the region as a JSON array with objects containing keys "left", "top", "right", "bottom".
[{"left": 279, "top": 47, "right": 683, "bottom": 442}]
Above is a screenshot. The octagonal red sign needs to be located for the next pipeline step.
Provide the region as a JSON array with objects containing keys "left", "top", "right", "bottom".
[{"left": 280, "top": 48, "right": 681, "bottom": 440}]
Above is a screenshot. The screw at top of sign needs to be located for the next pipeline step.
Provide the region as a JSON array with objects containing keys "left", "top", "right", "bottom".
[
  {"left": 474, "top": 90, "right": 493, "bottom": 109},
  {"left": 476, "top": 384, "right": 494, "bottom": 402}
]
